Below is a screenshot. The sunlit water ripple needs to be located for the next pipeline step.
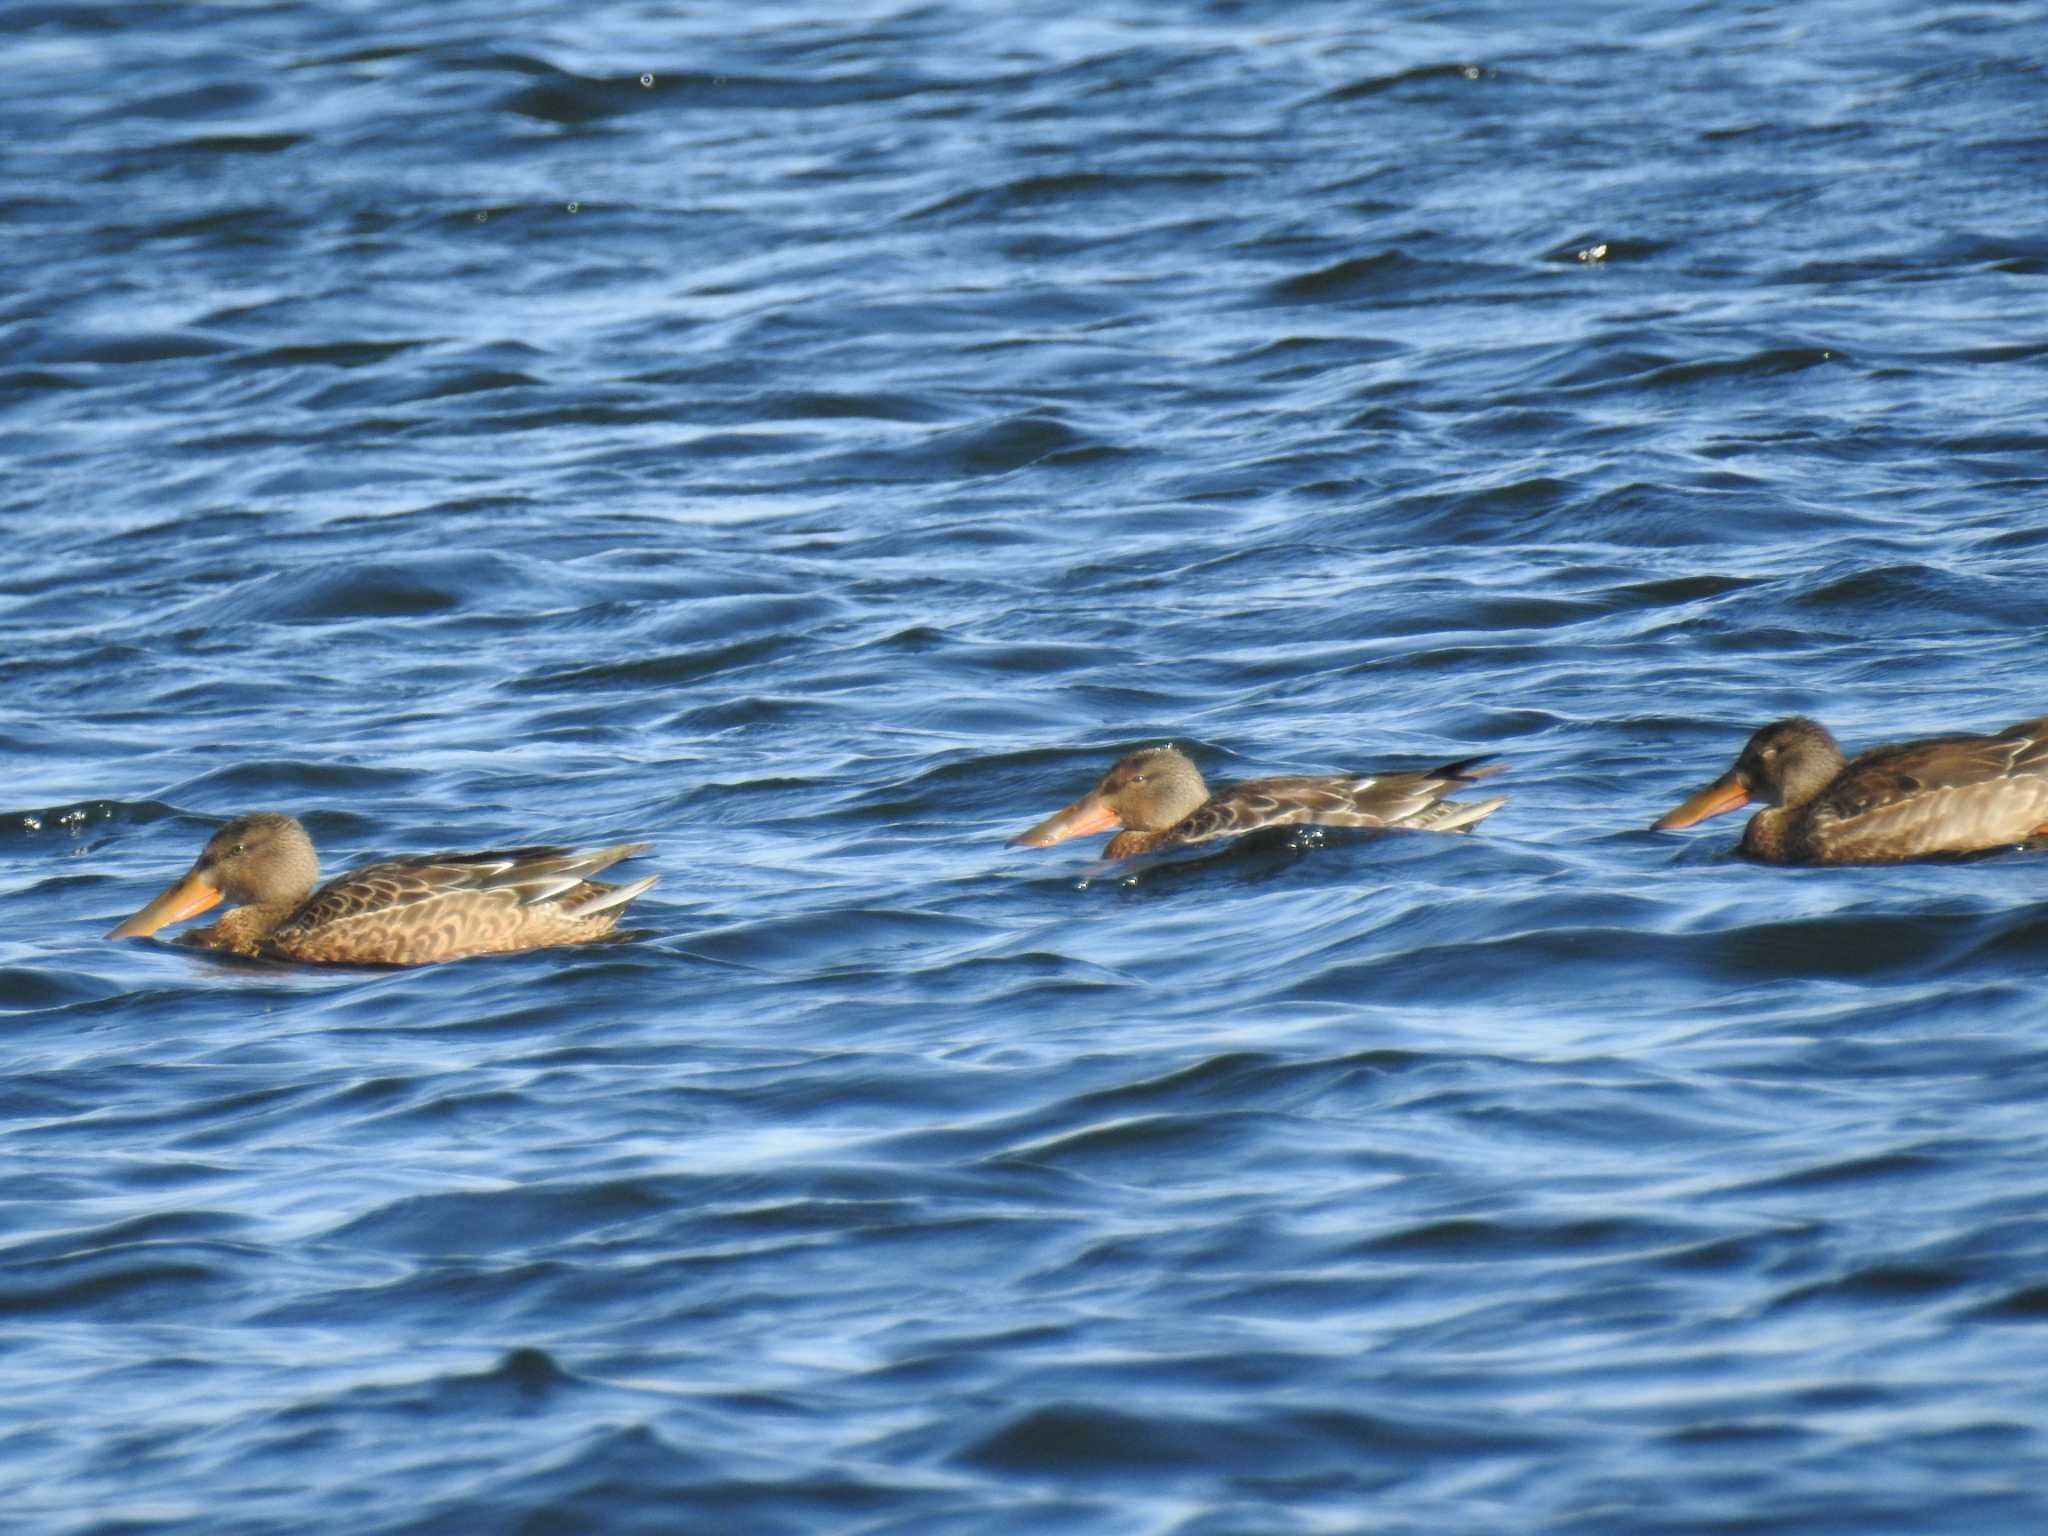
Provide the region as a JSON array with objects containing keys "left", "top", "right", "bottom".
[{"left": 6, "top": 1, "right": 2048, "bottom": 1531}]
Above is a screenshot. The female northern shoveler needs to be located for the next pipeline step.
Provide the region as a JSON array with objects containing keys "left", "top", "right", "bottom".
[
  {"left": 106, "top": 812, "right": 656, "bottom": 964},
  {"left": 1651, "top": 715, "right": 2048, "bottom": 863},
  {"left": 1010, "top": 745, "right": 1506, "bottom": 860}
]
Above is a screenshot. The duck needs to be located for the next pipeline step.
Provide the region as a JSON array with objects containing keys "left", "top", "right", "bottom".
[
  {"left": 1651, "top": 715, "right": 2048, "bottom": 863},
  {"left": 106, "top": 812, "right": 657, "bottom": 964},
  {"left": 1010, "top": 745, "right": 1506, "bottom": 859}
]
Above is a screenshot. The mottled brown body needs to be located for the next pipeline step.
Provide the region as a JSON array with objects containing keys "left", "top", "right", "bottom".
[
  {"left": 109, "top": 813, "right": 656, "bottom": 966},
  {"left": 1654, "top": 715, "right": 2048, "bottom": 864},
  {"left": 1013, "top": 746, "right": 1507, "bottom": 859},
  {"left": 190, "top": 869, "right": 644, "bottom": 963}
]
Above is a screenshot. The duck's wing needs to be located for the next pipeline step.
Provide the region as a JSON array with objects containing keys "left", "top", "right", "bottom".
[
  {"left": 1806, "top": 718, "right": 2048, "bottom": 859},
  {"left": 268, "top": 842, "right": 655, "bottom": 962},
  {"left": 1167, "top": 759, "right": 1506, "bottom": 845}
]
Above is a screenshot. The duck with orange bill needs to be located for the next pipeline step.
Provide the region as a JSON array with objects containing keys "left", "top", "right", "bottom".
[
  {"left": 1011, "top": 745, "right": 1506, "bottom": 860},
  {"left": 107, "top": 812, "right": 657, "bottom": 964},
  {"left": 1652, "top": 715, "right": 2048, "bottom": 864}
]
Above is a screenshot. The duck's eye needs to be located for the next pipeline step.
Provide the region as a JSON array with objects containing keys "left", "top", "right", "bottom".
[
  {"left": 231, "top": 843, "right": 247, "bottom": 857},
  {"left": 1129, "top": 773, "right": 1147, "bottom": 785}
]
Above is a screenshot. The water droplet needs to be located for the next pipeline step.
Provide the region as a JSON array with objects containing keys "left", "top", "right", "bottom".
[
  {"left": 566, "top": 201, "right": 580, "bottom": 213},
  {"left": 1577, "top": 243, "right": 1609, "bottom": 263},
  {"left": 22, "top": 815, "right": 41, "bottom": 831},
  {"left": 474, "top": 211, "right": 488, "bottom": 223},
  {"left": 640, "top": 73, "right": 654, "bottom": 88}
]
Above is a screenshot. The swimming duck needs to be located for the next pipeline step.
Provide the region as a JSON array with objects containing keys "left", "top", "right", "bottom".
[
  {"left": 1011, "top": 745, "right": 1506, "bottom": 859},
  {"left": 106, "top": 812, "right": 657, "bottom": 964},
  {"left": 1651, "top": 715, "right": 2048, "bottom": 863}
]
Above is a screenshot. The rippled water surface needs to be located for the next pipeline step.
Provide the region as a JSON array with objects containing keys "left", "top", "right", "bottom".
[{"left": 8, "top": 1, "right": 2048, "bottom": 1530}]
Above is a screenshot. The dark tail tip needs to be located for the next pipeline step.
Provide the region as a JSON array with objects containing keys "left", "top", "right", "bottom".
[{"left": 1433, "top": 755, "right": 1507, "bottom": 783}]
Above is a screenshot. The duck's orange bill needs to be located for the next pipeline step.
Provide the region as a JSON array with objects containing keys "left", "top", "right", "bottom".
[
  {"left": 107, "top": 871, "right": 222, "bottom": 939},
  {"left": 1010, "top": 792, "right": 1120, "bottom": 848},
  {"left": 1651, "top": 775, "right": 1751, "bottom": 831}
]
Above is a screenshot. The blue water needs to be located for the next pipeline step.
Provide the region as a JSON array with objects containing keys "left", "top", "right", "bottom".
[{"left": 7, "top": 1, "right": 2048, "bottom": 1530}]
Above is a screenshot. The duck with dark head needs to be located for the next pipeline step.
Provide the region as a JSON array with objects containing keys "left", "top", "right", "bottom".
[
  {"left": 1011, "top": 745, "right": 1506, "bottom": 860},
  {"left": 108, "top": 812, "right": 657, "bottom": 964},
  {"left": 1652, "top": 715, "right": 2048, "bottom": 863}
]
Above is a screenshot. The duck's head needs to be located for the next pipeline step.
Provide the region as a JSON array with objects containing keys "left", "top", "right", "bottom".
[
  {"left": 1010, "top": 746, "right": 1210, "bottom": 847},
  {"left": 1652, "top": 717, "right": 1845, "bottom": 830},
  {"left": 107, "top": 812, "right": 320, "bottom": 939}
]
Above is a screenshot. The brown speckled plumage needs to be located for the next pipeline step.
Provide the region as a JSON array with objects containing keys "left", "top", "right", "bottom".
[
  {"left": 1652, "top": 715, "right": 2048, "bottom": 864},
  {"left": 107, "top": 812, "right": 656, "bottom": 965},
  {"left": 1010, "top": 745, "right": 1506, "bottom": 859}
]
